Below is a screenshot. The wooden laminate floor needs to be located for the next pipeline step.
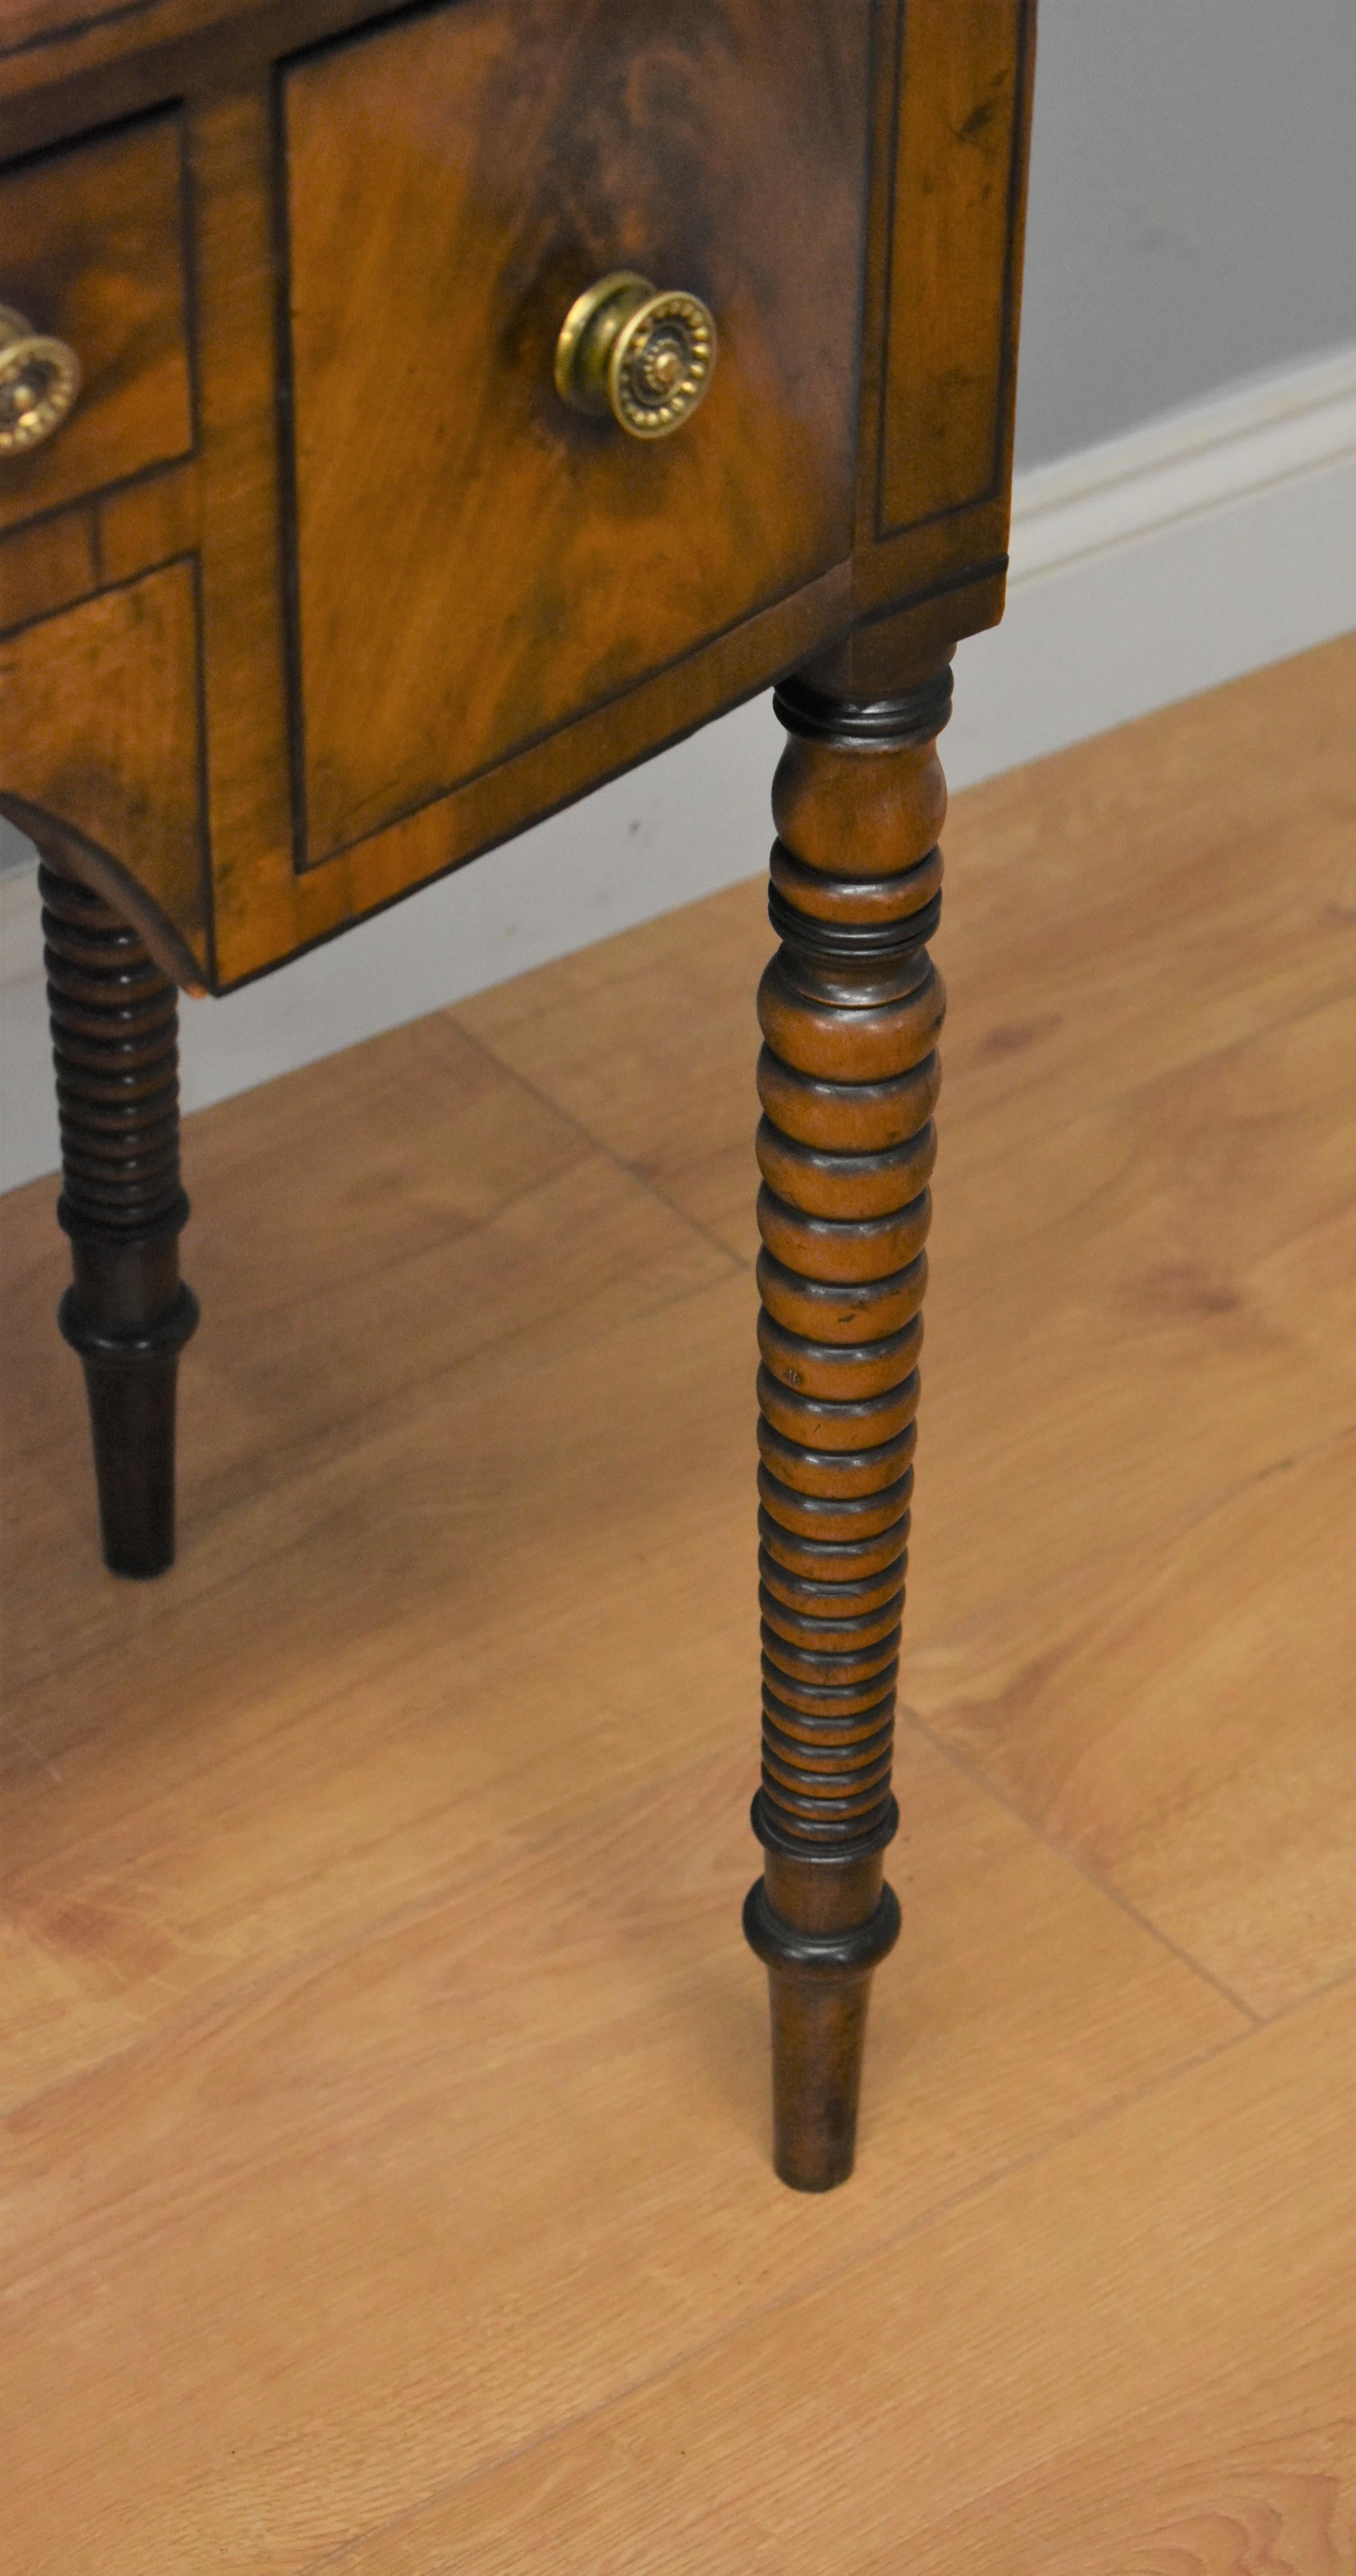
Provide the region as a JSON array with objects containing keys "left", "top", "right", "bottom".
[{"left": 3, "top": 636, "right": 1355, "bottom": 2573}]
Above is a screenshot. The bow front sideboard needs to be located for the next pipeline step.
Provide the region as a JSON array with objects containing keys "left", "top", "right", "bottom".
[{"left": 0, "top": 0, "right": 1035, "bottom": 2189}]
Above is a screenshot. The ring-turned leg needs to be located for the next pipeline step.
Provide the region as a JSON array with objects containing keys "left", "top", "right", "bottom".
[
  {"left": 39, "top": 858, "right": 198, "bottom": 1578},
  {"left": 743, "top": 663, "right": 951, "bottom": 2189}
]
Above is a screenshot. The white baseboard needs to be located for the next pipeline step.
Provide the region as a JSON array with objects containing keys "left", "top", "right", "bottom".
[
  {"left": 954, "top": 342, "right": 1356, "bottom": 779},
  {"left": 3, "top": 344, "right": 1354, "bottom": 1194}
]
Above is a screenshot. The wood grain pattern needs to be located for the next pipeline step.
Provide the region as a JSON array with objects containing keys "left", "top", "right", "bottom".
[
  {"left": 0, "top": 560, "right": 207, "bottom": 971},
  {"left": 98, "top": 460, "right": 201, "bottom": 586},
  {"left": 460, "top": 633, "right": 1356, "bottom": 2008},
  {"left": 0, "top": 1012, "right": 733, "bottom": 1733},
  {"left": 0, "top": 0, "right": 1035, "bottom": 985},
  {"left": 0, "top": 0, "right": 253, "bottom": 62},
  {"left": 0, "top": 0, "right": 482, "bottom": 127},
  {"left": 282, "top": 0, "right": 872, "bottom": 865},
  {"left": 878, "top": 0, "right": 1027, "bottom": 533},
  {"left": 457, "top": 870, "right": 774, "bottom": 1258},
  {"left": 278, "top": 556, "right": 856, "bottom": 983},
  {"left": 327, "top": 1985, "right": 1356, "bottom": 2576},
  {"left": 911, "top": 1424, "right": 1356, "bottom": 2019},
  {"left": 0, "top": 497, "right": 95, "bottom": 629},
  {"left": 0, "top": 111, "right": 192, "bottom": 535},
  {"left": 457, "top": 635, "right": 1356, "bottom": 1259},
  {"left": 1, "top": 638, "right": 1353, "bottom": 2567},
  {"left": 188, "top": 86, "right": 308, "bottom": 980},
  {"left": 0, "top": 1730, "right": 1244, "bottom": 2575}
]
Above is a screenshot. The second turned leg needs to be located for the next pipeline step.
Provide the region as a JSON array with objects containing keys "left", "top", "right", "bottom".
[
  {"left": 40, "top": 858, "right": 198, "bottom": 1578},
  {"left": 744, "top": 663, "right": 952, "bottom": 2189}
]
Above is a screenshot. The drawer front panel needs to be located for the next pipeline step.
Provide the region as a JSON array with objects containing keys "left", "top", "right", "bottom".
[
  {"left": 0, "top": 112, "right": 192, "bottom": 536},
  {"left": 282, "top": 0, "right": 872, "bottom": 868}
]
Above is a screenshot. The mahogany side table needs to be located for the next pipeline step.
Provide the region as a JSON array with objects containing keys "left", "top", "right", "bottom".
[{"left": 0, "top": 0, "right": 1035, "bottom": 2189}]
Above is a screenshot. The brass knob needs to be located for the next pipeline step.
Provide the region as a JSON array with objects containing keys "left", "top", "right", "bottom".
[
  {"left": 555, "top": 272, "right": 716, "bottom": 440},
  {"left": 0, "top": 303, "right": 82, "bottom": 457}
]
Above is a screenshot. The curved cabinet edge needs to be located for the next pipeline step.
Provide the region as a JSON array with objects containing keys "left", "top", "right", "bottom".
[
  {"left": 0, "top": 790, "right": 206, "bottom": 990},
  {"left": 0, "top": 557, "right": 210, "bottom": 989}
]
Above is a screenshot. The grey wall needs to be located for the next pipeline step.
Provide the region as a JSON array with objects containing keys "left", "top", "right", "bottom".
[{"left": 1015, "top": 0, "right": 1356, "bottom": 466}]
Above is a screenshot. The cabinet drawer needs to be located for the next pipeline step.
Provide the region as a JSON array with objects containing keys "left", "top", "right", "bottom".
[
  {"left": 0, "top": 111, "right": 192, "bottom": 537},
  {"left": 282, "top": 0, "right": 872, "bottom": 868}
]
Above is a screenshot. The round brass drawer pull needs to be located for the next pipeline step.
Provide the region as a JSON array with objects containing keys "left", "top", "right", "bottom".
[
  {"left": 555, "top": 272, "right": 716, "bottom": 440},
  {"left": 0, "top": 303, "right": 82, "bottom": 456}
]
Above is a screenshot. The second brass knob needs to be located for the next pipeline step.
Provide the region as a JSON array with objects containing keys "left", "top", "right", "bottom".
[
  {"left": 0, "top": 304, "right": 81, "bottom": 457},
  {"left": 555, "top": 272, "right": 716, "bottom": 441}
]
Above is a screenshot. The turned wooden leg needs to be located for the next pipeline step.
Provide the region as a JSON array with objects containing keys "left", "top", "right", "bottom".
[
  {"left": 39, "top": 858, "right": 198, "bottom": 1578},
  {"left": 743, "top": 663, "right": 950, "bottom": 2189}
]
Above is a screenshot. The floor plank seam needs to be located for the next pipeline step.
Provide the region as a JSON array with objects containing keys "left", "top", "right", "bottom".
[
  {"left": 1256, "top": 1954, "right": 1356, "bottom": 2027},
  {"left": 0, "top": 1850, "right": 536, "bottom": 2129},
  {"left": 9, "top": 645, "right": 1356, "bottom": 2564},
  {"left": 934, "top": 925, "right": 1356, "bottom": 1189},
  {"left": 290, "top": 2020, "right": 1264, "bottom": 2576},
  {"left": 898, "top": 1706, "right": 1266, "bottom": 2028},
  {"left": 0, "top": 1737, "right": 759, "bottom": 2128},
  {"left": 449, "top": 1012, "right": 756, "bottom": 1271},
  {"left": 3, "top": 1251, "right": 757, "bottom": 1726}
]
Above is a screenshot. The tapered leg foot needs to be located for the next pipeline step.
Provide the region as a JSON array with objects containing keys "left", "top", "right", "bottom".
[
  {"left": 41, "top": 860, "right": 198, "bottom": 1578},
  {"left": 745, "top": 1827, "right": 901, "bottom": 2189},
  {"left": 744, "top": 663, "right": 952, "bottom": 2186}
]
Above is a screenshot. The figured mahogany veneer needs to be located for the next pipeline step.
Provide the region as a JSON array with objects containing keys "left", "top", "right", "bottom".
[
  {"left": 0, "top": 109, "right": 192, "bottom": 539},
  {"left": 0, "top": 0, "right": 1033, "bottom": 992},
  {"left": 284, "top": 0, "right": 872, "bottom": 866},
  {"left": 0, "top": 564, "right": 207, "bottom": 976},
  {"left": 0, "top": 0, "right": 1036, "bottom": 2187}
]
